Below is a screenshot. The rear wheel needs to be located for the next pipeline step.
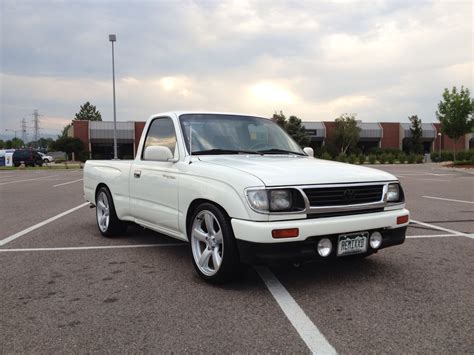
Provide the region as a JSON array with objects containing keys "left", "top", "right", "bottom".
[
  {"left": 189, "top": 203, "right": 242, "bottom": 283},
  {"left": 96, "top": 187, "right": 127, "bottom": 237}
]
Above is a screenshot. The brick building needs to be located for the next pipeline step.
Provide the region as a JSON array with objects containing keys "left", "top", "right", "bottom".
[{"left": 69, "top": 119, "right": 473, "bottom": 159}]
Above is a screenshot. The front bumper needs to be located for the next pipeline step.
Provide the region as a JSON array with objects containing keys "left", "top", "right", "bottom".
[
  {"left": 236, "top": 226, "right": 407, "bottom": 264},
  {"left": 231, "top": 208, "right": 409, "bottom": 264}
]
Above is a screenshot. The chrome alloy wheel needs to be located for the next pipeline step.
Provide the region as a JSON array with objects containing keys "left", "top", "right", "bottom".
[
  {"left": 96, "top": 191, "right": 110, "bottom": 233},
  {"left": 191, "top": 210, "right": 224, "bottom": 276}
]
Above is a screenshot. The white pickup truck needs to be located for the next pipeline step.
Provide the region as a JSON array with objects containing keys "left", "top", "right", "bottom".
[{"left": 84, "top": 112, "right": 409, "bottom": 283}]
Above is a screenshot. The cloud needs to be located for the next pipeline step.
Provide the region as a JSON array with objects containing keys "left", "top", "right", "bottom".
[{"left": 0, "top": 0, "right": 472, "bottom": 136}]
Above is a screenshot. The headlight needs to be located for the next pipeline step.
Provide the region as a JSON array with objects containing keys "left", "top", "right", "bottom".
[
  {"left": 246, "top": 190, "right": 269, "bottom": 212},
  {"left": 270, "top": 190, "right": 292, "bottom": 211},
  {"left": 246, "top": 188, "right": 303, "bottom": 213},
  {"left": 387, "top": 183, "right": 400, "bottom": 202}
]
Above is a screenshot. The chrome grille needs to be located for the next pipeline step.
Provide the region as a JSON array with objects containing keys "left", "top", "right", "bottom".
[{"left": 303, "top": 185, "right": 384, "bottom": 207}]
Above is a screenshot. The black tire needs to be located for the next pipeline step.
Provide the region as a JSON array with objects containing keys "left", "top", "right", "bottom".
[
  {"left": 188, "top": 203, "right": 243, "bottom": 284},
  {"left": 95, "top": 186, "right": 127, "bottom": 237}
]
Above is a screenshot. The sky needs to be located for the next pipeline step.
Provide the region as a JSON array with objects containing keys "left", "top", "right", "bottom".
[{"left": 0, "top": 0, "right": 473, "bottom": 139}]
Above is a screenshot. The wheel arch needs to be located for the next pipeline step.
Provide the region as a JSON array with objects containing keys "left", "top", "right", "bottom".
[
  {"left": 95, "top": 183, "right": 110, "bottom": 200},
  {"left": 186, "top": 198, "right": 230, "bottom": 238}
]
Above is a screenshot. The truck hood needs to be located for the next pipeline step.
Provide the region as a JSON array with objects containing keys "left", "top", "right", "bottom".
[{"left": 197, "top": 155, "right": 397, "bottom": 186}]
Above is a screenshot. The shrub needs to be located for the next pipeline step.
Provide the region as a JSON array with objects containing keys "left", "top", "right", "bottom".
[
  {"left": 378, "top": 154, "right": 387, "bottom": 164},
  {"left": 407, "top": 154, "right": 416, "bottom": 164},
  {"left": 77, "top": 150, "right": 90, "bottom": 162},
  {"left": 416, "top": 155, "right": 424, "bottom": 164},
  {"left": 398, "top": 153, "right": 407, "bottom": 164},
  {"left": 321, "top": 152, "right": 332, "bottom": 160},
  {"left": 336, "top": 153, "right": 347, "bottom": 162},
  {"left": 358, "top": 154, "right": 366, "bottom": 164},
  {"left": 456, "top": 150, "right": 474, "bottom": 162},
  {"left": 348, "top": 154, "right": 357, "bottom": 164},
  {"left": 368, "top": 154, "right": 377, "bottom": 164},
  {"left": 370, "top": 147, "right": 402, "bottom": 158},
  {"left": 386, "top": 154, "right": 395, "bottom": 164},
  {"left": 430, "top": 150, "right": 474, "bottom": 162}
]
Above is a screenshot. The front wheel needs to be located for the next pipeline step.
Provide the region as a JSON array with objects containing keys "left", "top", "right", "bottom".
[
  {"left": 189, "top": 203, "right": 242, "bottom": 283},
  {"left": 96, "top": 187, "right": 127, "bottom": 237}
]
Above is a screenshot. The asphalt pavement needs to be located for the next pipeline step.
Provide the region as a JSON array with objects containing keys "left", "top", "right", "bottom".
[{"left": 0, "top": 164, "right": 472, "bottom": 353}]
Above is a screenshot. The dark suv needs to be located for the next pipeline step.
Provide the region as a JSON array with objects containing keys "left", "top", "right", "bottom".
[{"left": 12, "top": 149, "right": 43, "bottom": 167}]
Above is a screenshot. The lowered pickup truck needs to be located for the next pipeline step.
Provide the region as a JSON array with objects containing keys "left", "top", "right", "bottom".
[{"left": 84, "top": 112, "right": 409, "bottom": 283}]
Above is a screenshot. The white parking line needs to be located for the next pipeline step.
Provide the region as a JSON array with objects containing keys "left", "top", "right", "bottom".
[
  {"left": 406, "top": 234, "right": 463, "bottom": 239},
  {"left": 0, "top": 175, "right": 59, "bottom": 186},
  {"left": 422, "top": 196, "right": 474, "bottom": 204},
  {"left": 410, "top": 220, "right": 473, "bottom": 239},
  {"left": 414, "top": 178, "right": 450, "bottom": 182},
  {"left": 0, "top": 202, "right": 89, "bottom": 246},
  {"left": 53, "top": 178, "right": 83, "bottom": 187},
  {"left": 256, "top": 266, "right": 337, "bottom": 355},
  {"left": 0, "top": 243, "right": 186, "bottom": 252}
]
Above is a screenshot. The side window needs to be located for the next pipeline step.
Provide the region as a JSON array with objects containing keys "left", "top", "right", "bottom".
[{"left": 142, "top": 117, "right": 177, "bottom": 159}]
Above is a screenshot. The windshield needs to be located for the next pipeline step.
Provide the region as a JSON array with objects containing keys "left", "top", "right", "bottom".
[{"left": 179, "top": 114, "right": 305, "bottom": 156}]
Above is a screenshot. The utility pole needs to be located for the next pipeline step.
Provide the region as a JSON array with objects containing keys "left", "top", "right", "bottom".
[
  {"left": 109, "top": 34, "right": 118, "bottom": 159},
  {"left": 32, "top": 109, "right": 41, "bottom": 147},
  {"left": 21, "top": 118, "right": 27, "bottom": 143}
]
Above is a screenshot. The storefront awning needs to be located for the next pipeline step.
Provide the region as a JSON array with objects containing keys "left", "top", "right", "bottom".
[
  {"left": 302, "top": 122, "right": 325, "bottom": 141},
  {"left": 401, "top": 123, "right": 436, "bottom": 139},
  {"left": 357, "top": 122, "right": 382, "bottom": 140},
  {"left": 89, "top": 121, "right": 134, "bottom": 143}
]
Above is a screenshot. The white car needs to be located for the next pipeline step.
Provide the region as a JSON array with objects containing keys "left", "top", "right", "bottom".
[
  {"left": 84, "top": 112, "right": 409, "bottom": 283},
  {"left": 38, "top": 151, "right": 54, "bottom": 163}
]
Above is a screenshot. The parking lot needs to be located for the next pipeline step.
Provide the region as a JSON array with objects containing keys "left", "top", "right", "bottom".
[{"left": 1, "top": 164, "right": 473, "bottom": 353}]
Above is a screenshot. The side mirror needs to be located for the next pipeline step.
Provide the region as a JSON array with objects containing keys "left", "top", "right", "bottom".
[
  {"left": 303, "top": 147, "right": 314, "bottom": 157},
  {"left": 144, "top": 146, "right": 175, "bottom": 161}
]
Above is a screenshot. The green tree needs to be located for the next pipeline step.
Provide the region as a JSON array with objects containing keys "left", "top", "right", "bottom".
[
  {"left": 8, "top": 137, "right": 25, "bottom": 149},
  {"left": 74, "top": 101, "right": 102, "bottom": 121},
  {"left": 408, "top": 115, "right": 423, "bottom": 154},
  {"left": 50, "top": 136, "right": 85, "bottom": 160},
  {"left": 334, "top": 113, "right": 360, "bottom": 154},
  {"left": 436, "top": 86, "right": 474, "bottom": 160},
  {"left": 0, "top": 139, "right": 4, "bottom": 149},
  {"left": 60, "top": 123, "right": 72, "bottom": 138},
  {"left": 272, "top": 111, "right": 310, "bottom": 147},
  {"left": 36, "top": 137, "right": 54, "bottom": 150}
]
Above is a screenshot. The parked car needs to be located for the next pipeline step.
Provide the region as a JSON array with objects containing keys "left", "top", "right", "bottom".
[
  {"left": 38, "top": 151, "right": 54, "bottom": 163},
  {"left": 12, "top": 149, "right": 43, "bottom": 167},
  {"left": 84, "top": 112, "right": 409, "bottom": 283}
]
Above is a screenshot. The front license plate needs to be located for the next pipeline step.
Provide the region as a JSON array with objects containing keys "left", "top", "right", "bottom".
[{"left": 337, "top": 232, "right": 368, "bottom": 256}]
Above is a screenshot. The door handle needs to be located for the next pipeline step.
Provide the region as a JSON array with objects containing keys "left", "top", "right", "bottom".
[{"left": 134, "top": 170, "right": 141, "bottom": 178}]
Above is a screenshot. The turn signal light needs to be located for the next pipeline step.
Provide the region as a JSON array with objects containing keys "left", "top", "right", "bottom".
[
  {"left": 397, "top": 215, "right": 409, "bottom": 225},
  {"left": 272, "top": 228, "right": 299, "bottom": 239}
]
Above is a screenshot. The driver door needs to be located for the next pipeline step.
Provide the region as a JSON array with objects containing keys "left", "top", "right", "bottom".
[{"left": 129, "top": 116, "right": 180, "bottom": 234}]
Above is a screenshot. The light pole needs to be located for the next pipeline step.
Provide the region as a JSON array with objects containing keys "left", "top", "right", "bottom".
[
  {"left": 437, "top": 132, "right": 442, "bottom": 160},
  {"left": 109, "top": 34, "right": 118, "bottom": 160}
]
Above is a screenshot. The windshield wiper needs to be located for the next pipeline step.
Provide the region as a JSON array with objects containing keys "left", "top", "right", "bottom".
[
  {"left": 257, "top": 148, "right": 305, "bottom": 156},
  {"left": 192, "top": 149, "right": 261, "bottom": 155}
]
